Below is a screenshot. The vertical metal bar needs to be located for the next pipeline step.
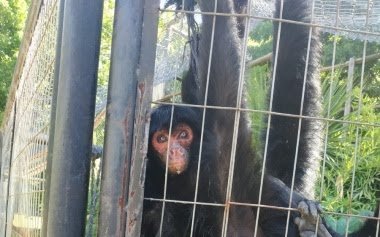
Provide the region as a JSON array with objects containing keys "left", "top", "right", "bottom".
[
  {"left": 41, "top": 0, "right": 65, "bottom": 236},
  {"left": 222, "top": 0, "right": 253, "bottom": 234},
  {"left": 0, "top": 132, "right": 2, "bottom": 177},
  {"left": 46, "top": 0, "right": 104, "bottom": 236},
  {"left": 345, "top": 1, "right": 372, "bottom": 233},
  {"left": 98, "top": 0, "right": 145, "bottom": 235},
  {"left": 4, "top": 104, "right": 17, "bottom": 237},
  {"left": 284, "top": 0, "right": 318, "bottom": 234},
  {"left": 255, "top": 0, "right": 285, "bottom": 234},
  {"left": 190, "top": 2, "right": 219, "bottom": 235},
  {"left": 0, "top": 132, "right": 3, "bottom": 236},
  {"left": 319, "top": 0, "right": 342, "bottom": 210},
  {"left": 125, "top": 0, "right": 160, "bottom": 236}
]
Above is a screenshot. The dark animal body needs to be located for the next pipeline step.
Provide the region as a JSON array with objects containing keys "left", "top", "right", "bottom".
[
  {"left": 264, "top": 1, "right": 380, "bottom": 236},
  {"left": 141, "top": 0, "right": 380, "bottom": 236},
  {"left": 266, "top": 0, "right": 323, "bottom": 198}
]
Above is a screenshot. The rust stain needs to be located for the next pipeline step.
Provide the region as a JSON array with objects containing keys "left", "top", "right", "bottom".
[
  {"left": 138, "top": 82, "right": 145, "bottom": 95},
  {"left": 138, "top": 82, "right": 145, "bottom": 104},
  {"left": 123, "top": 116, "right": 130, "bottom": 130},
  {"left": 128, "top": 214, "right": 137, "bottom": 231},
  {"left": 118, "top": 197, "right": 124, "bottom": 206}
]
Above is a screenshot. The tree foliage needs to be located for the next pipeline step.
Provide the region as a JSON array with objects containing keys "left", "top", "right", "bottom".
[{"left": 0, "top": 0, "right": 28, "bottom": 123}]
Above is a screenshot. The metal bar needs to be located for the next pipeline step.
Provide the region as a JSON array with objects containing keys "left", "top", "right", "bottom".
[
  {"left": 0, "top": 131, "right": 3, "bottom": 236},
  {"left": 189, "top": 2, "right": 218, "bottom": 234},
  {"left": 46, "top": 0, "right": 104, "bottom": 236},
  {"left": 41, "top": 0, "right": 65, "bottom": 236},
  {"left": 160, "top": 8, "right": 380, "bottom": 38},
  {"left": 222, "top": 0, "right": 254, "bottom": 234},
  {"left": 284, "top": 0, "right": 318, "bottom": 234},
  {"left": 153, "top": 101, "right": 380, "bottom": 128},
  {"left": 4, "top": 104, "right": 17, "bottom": 237},
  {"left": 98, "top": 0, "right": 145, "bottom": 235},
  {"left": 0, "top": 132, "right": 2, "bottom": 177},
  {"left": 255, "top": 0, "right": 285, "bottom": 233},
  {"left": 245, "top": 52, "right": 380, "bottom": 71},
  {"left": 246, "top": 53, "right": 272, "bottom": 67},
  {"left": 125, "top": 0, "right": 160, "bottom": 235},
  {"left": 318, "top": 0, "right": 342, "bottom": 231},
  {"left": 345, "top": 1, "right": 372, "bottom": 232},
  {"left": 321, "top": 53, "right": 380, "bottom": 72}
]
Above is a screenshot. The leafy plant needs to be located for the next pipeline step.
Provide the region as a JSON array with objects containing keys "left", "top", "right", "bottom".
[
  {"left": 318, "top": 68, "right": 380, "bottom": 213},
  {"left": 0, "top": 0, "right": 29, "bottom": 123},
  {"left": 245, "top": 21, "right": 380, "bottom": 218}
]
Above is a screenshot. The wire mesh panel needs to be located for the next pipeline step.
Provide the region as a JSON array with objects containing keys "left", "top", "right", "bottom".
[
  {"left": 0, "top": 0, "right": 59, "bottom": 236},
  {"left": 0, "top": 106, "right": 16, "bottom": 236},
  {"left": 140, "top": 0, "right": 380, "bottom": 236}
]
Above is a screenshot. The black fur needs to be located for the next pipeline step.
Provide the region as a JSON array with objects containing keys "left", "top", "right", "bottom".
[
  {"left": 142, "top": 0, "right": 380, "bottom": 236},
  {"left": 264, "top": 1, "right": 380, "bottom": 236},
  {"left": 233, "top": 0, "right": 248, "bottom": 38},
  {"left": 265, "top": 0, "right": 322, "bottom": 198},
  {"left": 142, "top": 0, "right": 308, "bottom": 235},
  {"left": 142, "top": 106, "right": 310, "bottom": 236}
]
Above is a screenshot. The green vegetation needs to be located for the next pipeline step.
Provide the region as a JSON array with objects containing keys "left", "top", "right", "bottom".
[
  {"left": 247, "top": 20, "right": 273, "bottom": 60},
  {"left": 318, "top": 69, "right": 380, "bottom": 233},
  {"left": 97, "top": 0, "right": 114, "bottom": 87},
  {"left": 0, "top": 0, "right": 29, "bottom": 123},
  {"left": 246, "top": 20, "right": 380, "bottom": 233},
  {"left": 246, "top": 64, "right": 269, "bottom": 149},
  {"left": 1, "top": 4, "right": 379, "bottom": 234},
  {"left": 318, "top": 69, "right": 380, "bottom": 212},
  {"left": 321, "top": 33, "right": 380, "bottom": 65},
  {"left": 85, "top": 1, "right": 114, "bottom": 236}
]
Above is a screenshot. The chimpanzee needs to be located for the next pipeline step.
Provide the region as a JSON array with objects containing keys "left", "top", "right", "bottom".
[
  {"left": 265, "top": 0, "right": 323, "bottom": 199},
  {"left": 141, "top": 0, "right": 380, "bottom": 236}
]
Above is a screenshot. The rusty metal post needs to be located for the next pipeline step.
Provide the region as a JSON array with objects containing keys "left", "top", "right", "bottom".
[
  {"left": 97, "top": 0, "right": 145, "bottom": 235},
  {"left": 99, "top": 0, "right": 159, "bottom": 236},
  {"left": 98, "top": 0, "right": 160, "bottom": 235},
  {"left": 125, "top": 0, "right": 160, "bottom": 236},
  {"left": 46, "top": 0, "right": 103, "bottom": 236}
]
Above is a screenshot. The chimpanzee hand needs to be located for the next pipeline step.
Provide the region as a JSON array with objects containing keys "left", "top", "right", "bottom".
[{"left": 295, "top": 200, "right": 332, "bottom": 237}]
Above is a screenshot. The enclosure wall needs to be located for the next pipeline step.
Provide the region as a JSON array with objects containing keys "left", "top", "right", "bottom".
[{"left": 0, "top": 0, "right": 59, "bottom": 236}]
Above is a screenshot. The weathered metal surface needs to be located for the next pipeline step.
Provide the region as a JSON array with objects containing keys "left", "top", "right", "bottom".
[
  {"left": 97, "top": 0, "right": 145, "bottom": 236},
  {"left": 46, "top": 0, "right": 104, "bottom": 236},
  {"left": 41, "top": 0, "right": 65, "bottom": 236},
  {"left": 125, "top": 0, "right": 160, "bottom": 236}
]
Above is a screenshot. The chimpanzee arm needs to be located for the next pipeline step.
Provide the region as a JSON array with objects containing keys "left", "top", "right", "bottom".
[
  {"left": 197, "top": 0, "right": 243, "bottom": 110},
  {"left": 266, "top": 0, "right": 323, "bottom": 198}
]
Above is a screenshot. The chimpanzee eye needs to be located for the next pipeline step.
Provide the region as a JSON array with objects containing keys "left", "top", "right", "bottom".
[
  {"left": 157, "top": 135, "right": 168, "bottom": 143},
  {"left": 179, "top": 131, "right": 188, "bottom": 139}
]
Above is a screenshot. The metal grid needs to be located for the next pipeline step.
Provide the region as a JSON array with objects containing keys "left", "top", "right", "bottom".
[
  {"left": 0, "top": 0, "right": 377, "bottom": 235},
  {"left": 144, "top": 0, "right": 380, "bottom": 236},
  {"left": 247, "top": 0, "right": 380, "bottom": 41},
  {"left": 314, "top": 0, "right": 380, "bottom": 41},
  {"left": 0, "top": 105, "right": 16, "bottom": 236},
  {"left": 0, "top": 0, "right": 59, "bottom": 236},
  {"left": 85, "top": 116, "right": 106, "bottom": 237}
]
